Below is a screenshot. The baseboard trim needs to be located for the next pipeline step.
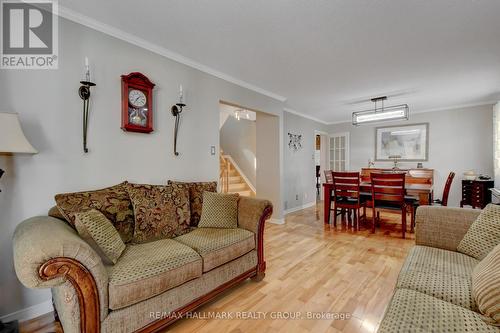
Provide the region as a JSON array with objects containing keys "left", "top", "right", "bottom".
[
  {"left": 284, "top": 201, "right": 317, "bottom": 215},
  {"left": 268, "top": 218, "right": 285, "bottom": 225},
  {"left": 0, "top": 299, "right": 53, "bottom": 323}
]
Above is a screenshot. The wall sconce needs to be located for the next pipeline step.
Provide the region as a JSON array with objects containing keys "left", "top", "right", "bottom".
[
  {"left": 78, "top": 57, "right": 96, "bottom": 153},
  {"left": 170, "top": 85, "right": 186, "bottom": 156}
]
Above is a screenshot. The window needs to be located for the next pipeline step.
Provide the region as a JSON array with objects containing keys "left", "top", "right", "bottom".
[{"left": 329, "top": 132, "right": 349, "bottom": 172}]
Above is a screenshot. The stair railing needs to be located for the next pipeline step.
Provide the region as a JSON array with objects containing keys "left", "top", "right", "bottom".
[{"left": 219, "top": 153, "right": 230, "bottom": 193}]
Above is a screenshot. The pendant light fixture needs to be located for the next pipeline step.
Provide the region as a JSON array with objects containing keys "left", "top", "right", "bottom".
[{"left": 352, "top": 96, "right": 409, "bottom": 125}]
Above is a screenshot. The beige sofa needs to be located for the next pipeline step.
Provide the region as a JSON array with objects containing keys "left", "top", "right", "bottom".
[
  {"left": 378, "top": 206, "right": 500, "bottom": 332},
  {"left": 13, "top": 196, "right": 272, "bottom": 333}
]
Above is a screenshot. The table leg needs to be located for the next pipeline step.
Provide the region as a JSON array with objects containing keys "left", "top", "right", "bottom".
[{"left": 323, "top": 185, "right": 331, "bottom": 224}]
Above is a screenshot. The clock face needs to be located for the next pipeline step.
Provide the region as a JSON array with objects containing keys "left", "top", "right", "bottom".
[{"left": 128, "top": 89, "right": 147, "bottom": 108}]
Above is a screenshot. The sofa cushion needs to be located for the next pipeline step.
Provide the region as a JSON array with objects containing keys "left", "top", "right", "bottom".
[
  {"left": 378, "top": 289, "right": 499, "bottom": 333},
  {"left": 167, "top": 181, "right": 218, "bottom": 226},
  {"left": 472, "top": 243, "right": 500, "bottom": 325},
  {"left": 74, "top": 210, "right": 126, "bottom": 265},
  {"left": 397, "top": 245, "right": 479, "bottom": 311},
  {"left": 127, "top": 183, "right": 191, "bottom": 243},
  {"left": 198, "top": 192, "right": 239, "bottom": 228},
  {"left": 401, "top": 245, "right": 479, "bottom": 278},
  {"left": 458, "top": 204, "right": 500, "bottom": 260},
  {"left": 107, "top": 238, "right": 202, "bottom": 310},
  {"left": 55, "top": 181, "right": 135, "bottom": 243},
  {"left": 175, "top": 228, "right": 255, "bottom": 272},
  {"left": 397, "top": 270, "right": 475, "bottom": 310}
]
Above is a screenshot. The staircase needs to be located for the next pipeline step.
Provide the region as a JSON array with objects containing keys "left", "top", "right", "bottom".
[{"left": 220, "top": 154, "right": 255, "bottom": 197}]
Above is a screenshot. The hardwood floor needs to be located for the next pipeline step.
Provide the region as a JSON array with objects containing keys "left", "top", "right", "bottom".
[{"left": 19, "top": 202, "right": 414, "bottom": 333}]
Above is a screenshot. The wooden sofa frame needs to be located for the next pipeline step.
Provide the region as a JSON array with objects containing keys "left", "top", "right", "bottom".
[{"left": 38, "top": 205, "right": 273, "bottom": 333}]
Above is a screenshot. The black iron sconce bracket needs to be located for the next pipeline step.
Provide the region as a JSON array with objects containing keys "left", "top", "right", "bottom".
[
  {"left": 78, "top": 80, "right": 96, "bottom": 153},
  {"left": 0, "top": 168, "right": 4, "bottom": 192},
  {"left": 171, "top": 103, "right": 185, "bottom": 156}
]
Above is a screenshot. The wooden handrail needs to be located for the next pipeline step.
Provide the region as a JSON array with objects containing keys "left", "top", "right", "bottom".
[{"left": 219, "top": 153, "right": 229, "bottom": 193}]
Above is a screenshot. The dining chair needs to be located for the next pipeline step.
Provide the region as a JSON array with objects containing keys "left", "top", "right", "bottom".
[
  {"left": 433, "top": 171, "right": 455, "bottom": 206},
  {"left": 331, "top": 172, "right": 365, "bottom": 230},
  {"left": 324, "top": 170, "right": 333, "bottom": 183},
  {"left": 324, "top": 170, "right": 349, "bottom": 224},
  {"left": 368, "top": 172, "right": 409, "bottom": 239}
]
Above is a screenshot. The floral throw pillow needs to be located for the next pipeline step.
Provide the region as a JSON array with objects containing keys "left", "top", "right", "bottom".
[
  {"left": 55, "top": 182, "right": 134, "bottom": 243},
  {"left": 167, "top": 180, "right": 217, "bottom": 227},
  {"left": 127, "top": 183, "right": 191, "bottom": 243}
]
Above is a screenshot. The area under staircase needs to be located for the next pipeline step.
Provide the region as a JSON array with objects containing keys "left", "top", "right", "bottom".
[{"left": 220, "top": 153, "right": 255, "bottom": 197}]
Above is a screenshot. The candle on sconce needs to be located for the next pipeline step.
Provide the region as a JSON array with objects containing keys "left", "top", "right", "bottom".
[
  {"left": 84, "top": 57, "right": 90, "bottom": 81},
  {"left": 179, "top": 84, "right": 184, "bottom": 103}
]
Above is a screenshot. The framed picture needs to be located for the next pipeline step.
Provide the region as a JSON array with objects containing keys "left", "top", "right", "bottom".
[{"left": 375, "top": 123, "right": 429, "bottom": 161}]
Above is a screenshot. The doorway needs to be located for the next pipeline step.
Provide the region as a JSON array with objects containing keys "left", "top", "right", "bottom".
[
  {"left": 315, "top": 131, "right": 329, "bottom": 200},
  {"left": 218, "top": 101, "right": 280, "bottom": 219}
]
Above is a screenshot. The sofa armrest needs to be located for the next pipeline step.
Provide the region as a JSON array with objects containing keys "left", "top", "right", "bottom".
[
  {"left": 13, "top": 216, "right": 108, "bottom": 329},
  {"left": 237, "top": 197, "right": 273, "bottom": 280},
  {"left": 415, "top": 206, "right": 480, "bottom": 251}
]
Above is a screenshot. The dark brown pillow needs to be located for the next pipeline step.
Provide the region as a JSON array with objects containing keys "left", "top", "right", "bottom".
[
  {"left": 55, "top": 182, "right": 134, "bottom": 243},
  {"left": 167, "top": 180, "right": 217, "bottom": 227},
  {"left": 48, "top": 206, "right": 67, "bottom": 221},
  {"left": 127, "top": 183, "right": 191, "bottom": 243}
]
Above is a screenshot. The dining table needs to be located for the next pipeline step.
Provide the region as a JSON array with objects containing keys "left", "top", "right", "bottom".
[{"left": 322, "top": 181, "right": 433, "bottom": 224}]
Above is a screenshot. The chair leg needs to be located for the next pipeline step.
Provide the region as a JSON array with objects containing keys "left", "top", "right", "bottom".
[
  {"left": 356, "top": 207, "right": 360, "bottom": 231},
  {"left": 411, "top": 206, "right": 417, "bottom": 233},
  {"left": 332, "top": 201, "right": 337, "bottom": 227},
  {"left": 327, "top": 201, "right": 331, "bottom": 224},
  {"left": 371, "top": 207, "right": 376, "bottom": 233},
  {"left": 353, "top": 209, "right": 357, "bottom": 230},
  {"left": 401, "top": 206, "right": 406, "bottom": 239},
  {"left": 347, "top": 209, "right": 352, "bottom": 226}
]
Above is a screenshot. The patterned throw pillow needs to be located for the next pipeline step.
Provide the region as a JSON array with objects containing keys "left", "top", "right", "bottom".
[
  {"left": 55, "top": 182, "right": 135, "bottom": 243},
  {"left": 167, "top": 180, "right": 218, "bottom": 226},
  {"left": 472, "top": 243, "right": 500, "bottom": 325},
  {"left": 74, "top": 209, "right": 126, "bottom": 265},
  {"left": 198, "top": 192, "right": 239, "bottom": 228},
  {"left": 127, "top": 183, "right": 191, "bottom": 243},
  {"left": 458, "top": 204, "right": 500, "bottom": 260}
]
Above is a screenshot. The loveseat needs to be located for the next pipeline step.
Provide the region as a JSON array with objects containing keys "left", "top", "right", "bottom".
[
  {"left": 378, "top": 205, "right": 500, "bottom": 332},
  {"left": 12, "top": 182, "right": 272, "bottom": 333}
]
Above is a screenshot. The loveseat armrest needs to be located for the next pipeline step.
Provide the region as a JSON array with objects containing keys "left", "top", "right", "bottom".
[
  {"left": 415, "top": 206, "right": 480, "bottom": 251},
  {"left": 13, "top": 216, "right": 109, "bottom": 331},
  {"left": 237, "top": 197, "right": 273, "bottom": 280}
]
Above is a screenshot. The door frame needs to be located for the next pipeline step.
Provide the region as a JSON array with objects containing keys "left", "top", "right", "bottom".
[
  {"left": 314, "top": 130, "right": 330, "bottom": 198},
  {"left": 328, "top": 131, "right": 350, "bottom": 171}
]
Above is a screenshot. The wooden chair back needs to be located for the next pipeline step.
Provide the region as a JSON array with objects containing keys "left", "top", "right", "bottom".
[
  {"left": 370, "top": 172, "right": 406, "bottom": 204},
  {"left": 332, "top": 172, "right": 361, "bottom": 202},
  {"left": 441, "top": 172, "right": 455, "bottom": 206},
  {"left": 324, "top": 170, "right": 333, "bottom": 183}
]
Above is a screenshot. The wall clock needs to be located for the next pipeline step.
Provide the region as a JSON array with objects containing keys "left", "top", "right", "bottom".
[{"left": 121, "top": 72, "right": 155, "bottom": 133}]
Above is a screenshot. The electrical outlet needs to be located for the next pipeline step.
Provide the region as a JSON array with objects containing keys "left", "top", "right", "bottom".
[{"left": 210, "top": 146, "right": 216, "bottom": 155}]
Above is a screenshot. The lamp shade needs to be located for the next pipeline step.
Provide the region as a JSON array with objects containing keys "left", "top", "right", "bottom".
[{"left": 0, "top": 113, "right": 38, "bottom": 154}]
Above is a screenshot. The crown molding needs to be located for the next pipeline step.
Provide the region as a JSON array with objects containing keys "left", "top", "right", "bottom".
[
  {"left": 57, "top": 6, "right": 286, "bottom": 103},
  {"left": 283, "top": 108, "right": 329, "bottom": 125}
]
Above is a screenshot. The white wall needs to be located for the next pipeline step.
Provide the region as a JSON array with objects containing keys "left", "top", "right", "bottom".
[
  {"left": 283, "top": 111, "right": 329, "bottom": 212},
  {"left": 220, "top": 116, "right": 256, "bottom": 187},
  {"left": 494, "top": 102, "right": 500, "bottom": 187},
  {"left": 0, "top": 18, "right": 284, "bottom": 319},
  {"left": 328, "top": 105, "right": 494, "bottom": 207}
]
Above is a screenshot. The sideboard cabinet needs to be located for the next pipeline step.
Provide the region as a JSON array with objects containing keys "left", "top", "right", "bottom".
[{"left": 460, "top": 180, "right": 494, "bottom": 209}]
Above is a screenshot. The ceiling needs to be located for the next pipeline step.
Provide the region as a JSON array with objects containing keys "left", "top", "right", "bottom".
[{"left": 61, "top": 0, "right": 500, "bottom": 123}]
